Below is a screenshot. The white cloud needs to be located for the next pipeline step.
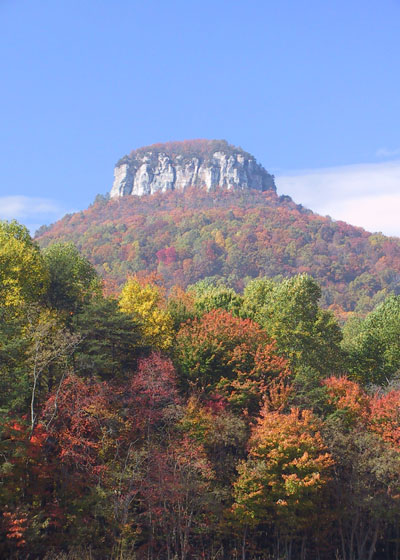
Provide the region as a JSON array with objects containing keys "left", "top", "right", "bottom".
[
  {"left": 0, "top": 196, "right": 63, "bottom": 219},
  {"left": 0, "top": 196, "right": 66, "bottom": 234},
  {"left": 276, "top": 160, "right": 400, "bottom": 237}
]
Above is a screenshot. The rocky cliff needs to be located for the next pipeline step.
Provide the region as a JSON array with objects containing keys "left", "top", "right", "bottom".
[{"left": 110, "top": 139, "right": 276, "bottom": 198}]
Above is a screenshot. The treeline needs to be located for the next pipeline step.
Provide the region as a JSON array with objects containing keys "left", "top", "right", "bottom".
[
  {"left": 2, "top": 220, "right": 400, "bottom": 560},
  {"left": 119, "top": 139, "right": 251, "bottom": 166},
  {"left": 37, "top": 188, "right": 400, "bottom": 315}
]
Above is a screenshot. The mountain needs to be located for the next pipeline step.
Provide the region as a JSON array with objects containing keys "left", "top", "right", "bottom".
[
  {"left": 36, "top": 140, "right": 400, "bottom": 314},
  {"left": 110, "top": 139, "right": 276, "bottom": 197}
]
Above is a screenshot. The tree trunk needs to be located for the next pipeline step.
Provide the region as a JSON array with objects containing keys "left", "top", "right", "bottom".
[
  {"left": 300, "top": 535, "right": 306, "bottom": 560},
  {"left": 367, "top": 524, "right": 379, "bottom": 560},
  {"left": 241, "top": 526, "right": 247, "bottom": 560}
]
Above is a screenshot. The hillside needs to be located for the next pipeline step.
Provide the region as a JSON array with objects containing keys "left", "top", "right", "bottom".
[{"left": 37, "top": 185, "right": 400, "bottom": 314}]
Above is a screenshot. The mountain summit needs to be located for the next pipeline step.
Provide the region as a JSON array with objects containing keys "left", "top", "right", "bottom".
[{"left": 110, "top": 139, "right": 276, "bottom": 198}]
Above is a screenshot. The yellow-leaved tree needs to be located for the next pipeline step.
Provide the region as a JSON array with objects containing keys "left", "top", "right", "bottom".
[
  {"left": 0, "top": 220, "right": 49, "bottom": 309},
  {"left": 119, "top": 276, "right": 174, "bottom": 350}
]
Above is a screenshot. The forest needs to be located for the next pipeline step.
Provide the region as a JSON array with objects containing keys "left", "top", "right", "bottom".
[
  {"left": 2, "top": 218, "right": 400, "bottom": 560},
  {"left": 36, "top": 188, "right": 400, "bottom": 317}
]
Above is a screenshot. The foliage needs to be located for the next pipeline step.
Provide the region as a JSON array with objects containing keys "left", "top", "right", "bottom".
[
  {"left": 0, "top": 220, "right": 48, "bottom": 308},
  {"left": 4, "top": 219, "right": 400, "bottom": 558},
  {"left": 129, "top": 352, "right": 180, "bottom": 434},
  {"left": 232, "top": 406, "right": 333, "bottom": 551},
  {"left": 188, "top": 278, "right": 243, "bottom": 316},
  {"left": 180, "top": 396, "right": 248, "bottom": 484},
  {"left": 343, "top": 294, "right": 400, "bottom": 384},
  {"left": 242, "top": 274, "right": 344, "bottom": 374},
  {"left": 323, "top": 416, "right": 400, "bottom": 560},
  {"left": 43, "top": 242, "right": 101, "bottom": 313},
  {"left": 119, "top": 276, "right": 174, "bottom": 350},
  {"left": 123, "top": 139, "right": 252, "bottom": 165},
  {"left": 71, "top": 297, "right": 142, "bottom": 380},
  {"left": 166, "top": 285, "right": 196, "bottom": 330},
  {"left": 37, "top": 189, "right": 400, "bottom": 314},
  {"left": 0, "top": 304, "right": 80, "bottom": 421},
  {"left": 175, "top": 308, "right": 289, "bottom": 413}
]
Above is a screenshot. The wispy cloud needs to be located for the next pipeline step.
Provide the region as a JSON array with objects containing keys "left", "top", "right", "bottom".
[
  {"left": 276, "top": 160, "right": 400, "bottom": 237},
  {"left": 376, "top": 147, "right": 400, "bottom": 158},
  {"left": 0, "top": 196, "right": 67, "bottom": 234}
]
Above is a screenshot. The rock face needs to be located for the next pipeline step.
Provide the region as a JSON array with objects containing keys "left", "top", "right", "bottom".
[{"left": 110, "top": 139, "right": 276, "bottom": 198}]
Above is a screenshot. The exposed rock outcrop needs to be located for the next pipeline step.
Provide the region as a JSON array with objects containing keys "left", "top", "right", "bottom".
[{"left": 110, "top": 139, "right": 276, "bottom": 198}]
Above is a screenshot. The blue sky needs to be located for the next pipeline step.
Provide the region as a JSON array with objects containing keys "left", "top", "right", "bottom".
[{"left": 1, "top": 0, "right": 400, "bottom": 235}]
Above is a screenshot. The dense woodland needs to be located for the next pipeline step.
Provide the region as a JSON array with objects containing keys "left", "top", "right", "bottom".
[
  {"left": 37, "top": 189, "right": 400, "bottom": 317},
  {"left": 2, "top": 219, "right": 400, "bottom": 559}
]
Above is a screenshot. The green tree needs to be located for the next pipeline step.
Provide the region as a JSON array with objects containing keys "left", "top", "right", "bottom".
[
  {"left": 43, "top": 242, "right": 101, "bottom": 313},
  {"left": 71, "top": 297, "right": 143, "bottom": 380},
  {"left": 0, "top": 305, "right": 80, "bottom": 425},
  {"left": 188, "top": 278, "right": 243, "bottom": 316},
  {"left": 0, "top": 307, "right": 31, "bottom": 417},
  {"left": 243, "top": 275, "right": 343, "bottom": 374},
  {"left": 241, "top": 277, "right": 275, "bottom": 322},
  {"left": 343, "top": 295, "right": 400, "bottom": 385}
]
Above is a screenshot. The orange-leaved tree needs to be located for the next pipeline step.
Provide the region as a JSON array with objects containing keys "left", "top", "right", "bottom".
[
  {"left": 232, "top": 405, "right": 333, "bottom": 552},
  {"left": 369, "top": 389, "right": 400, "bottom": 448},
  {"left": 174, "top": 309, "right": 290, "bottom": 413}
]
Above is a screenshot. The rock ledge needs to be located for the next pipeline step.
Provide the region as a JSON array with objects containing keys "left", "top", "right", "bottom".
[{"left": 110, "top": 139, "right": 275, "bottom": 198}]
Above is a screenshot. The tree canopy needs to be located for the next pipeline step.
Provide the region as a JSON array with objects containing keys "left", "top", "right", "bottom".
[{"left": 2, "top": 221, "right": 400, "bottom": 560}]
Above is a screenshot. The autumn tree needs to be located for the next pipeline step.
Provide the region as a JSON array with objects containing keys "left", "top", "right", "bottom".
[
  {"left": 323, "top": 417, "right": 400, "bottom": 560},
  {"left": 129, "top": 352, "right": 180, "bottom": 438},
  {"left": 323, "top": 376, "right": 400, "bottom": 560},
  {"left": 141, "top": 436, "right": 215, "bottom": 560},
  {"left": 119, "top": 276, "right": 174, "bottom": 350},
  {"left": 37, "top": 375, "right": 120, "bottom": 550},
  {"left": 0, "top": 420, "right": 56, "bottom": 557},
  {"left": 369, "top": 389, "right": 400, "bottom": 448},
  {"left": 180, "top": 395, "right": 248, "bottom": 486},
  {"left": 175, "top": 309, "right": 289, "bottom": 413},
  {"left": 232, "top": 406, "right": 333, "bottom": 559},
  {"left": 0, "top": 220, "right": 48, "bottom": 309}
]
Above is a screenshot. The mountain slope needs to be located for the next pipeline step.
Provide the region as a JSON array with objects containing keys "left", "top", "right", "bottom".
[{"left": 37, "top": 184, "right": 400, "bottom": 314}]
